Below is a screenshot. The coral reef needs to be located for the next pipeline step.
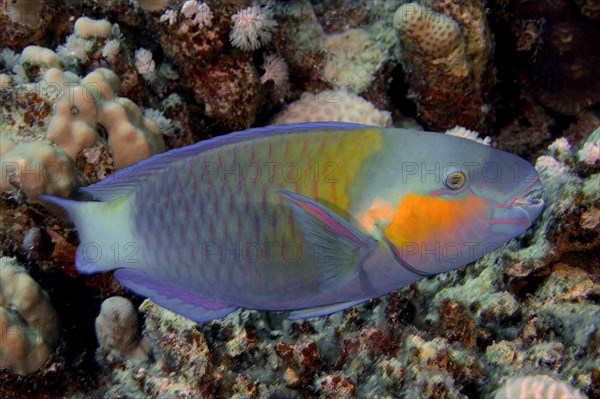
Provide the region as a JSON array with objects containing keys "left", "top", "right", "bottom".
[
  {"left": 230, "top": 3, "right": 277, "bottom": 51},
  {"left": 494, "top": 0, "right": 600, "bottom": 115},
  {"left": 88, "top": 128, "right": 600, "bottom": 398},
  {"left": 0, "top": 0, "right": 598, "bottom": 397},
  {"left": 272, "top": 90, "right": 392, "bottom": 127},
  {"left": 393, "top": 1, "right": 495, "bottom": 133},
  {"left": 0, "top": 137, "right": 79, "bottom": 197},
  {"left": 95, "top": 296, "right": 149, "bottom": 364},
  {"left": 494, "top": 374, "right": 588, "bottom": 399},
  {"left": 0, "top": 0, "right": 66, "bottom": 49},
  {"left": 1, "top": 43, "right": 167, "bottom": 198},
  {"left": 0, "top": 257, "right": 60, "bottom": 375},
  {"left": 322, "top": 27, "right": 393, "bottom": 94},
  {"left": 42, "top": 67, "right": 165, "bottom": 167},
  {"left": 150, "top": 1, "right": 262, "bottom": 131}
]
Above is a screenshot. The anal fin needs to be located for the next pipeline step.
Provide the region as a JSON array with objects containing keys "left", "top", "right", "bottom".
[{"left": 114, "top": 269, "right": 238, "bottom": 322}]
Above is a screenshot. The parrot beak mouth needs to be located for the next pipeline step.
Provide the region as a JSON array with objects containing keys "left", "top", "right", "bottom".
[
  {"left": 514, "top": 186, "right": 544, "bottom": 225},
  {"left": 491, "top": 176, "right": 544, "bottom": 232},
  {"left": 502, "top": 172, "right": 545, "bottom": 226}
]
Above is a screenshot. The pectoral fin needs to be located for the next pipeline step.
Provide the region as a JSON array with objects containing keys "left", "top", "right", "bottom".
[{"left": 277, "top": 190, "right": 375, "bottom": 291}]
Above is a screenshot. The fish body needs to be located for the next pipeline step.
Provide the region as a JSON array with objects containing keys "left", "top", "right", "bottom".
[{"left": 43, "top": 122, "right": 544, "bottom": 321}]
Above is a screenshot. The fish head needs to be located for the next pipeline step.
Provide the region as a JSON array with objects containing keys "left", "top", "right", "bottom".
[{"left": 378, "top": 134, "right": 544, "bottom": 275}]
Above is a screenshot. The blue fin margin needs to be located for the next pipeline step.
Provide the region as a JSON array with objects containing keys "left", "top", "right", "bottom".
[{"left": 114, "top": 269, "right": 238, "bottom": 322}]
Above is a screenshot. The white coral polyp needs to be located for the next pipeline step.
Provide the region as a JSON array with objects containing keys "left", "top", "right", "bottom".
[
  {"left": 535, "top": 155, "right": 570, "bottom": 178},
  {"left": 181, "top": 0, "right": 199, "bottom": 18},
  {"left": 134, "top": 48, "right": 156, "bottom": 76},
  {"left": 578, "top": 142, "right": 599, "bottom": 165},
  {"left": 56, "top": 34, "right": 94, "bottom": 63},
  {"left": 180, "top": 1, "right": 212, "bottom": 28},
  {"left": 445, "top": 126, "right": 491, "bottom": 146},
  {"left": 260, "top": 53, "right": 289, "bottom": 87},
  {"left": 193, "top": 3, "right": 213, "bottom": 28},
  {"left": 102, "top": 39, "right": 121, "bottom": 61},
  {"left": 160, "top": 9, "right": 177, "bottom": 25},
  {"left": 230, "top": 5, "right": 278, "bottom": 51}
]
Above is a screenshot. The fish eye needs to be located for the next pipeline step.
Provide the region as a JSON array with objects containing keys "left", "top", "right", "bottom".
[{"left": 445, "top": 171, "right": 466, "bottom": 190}]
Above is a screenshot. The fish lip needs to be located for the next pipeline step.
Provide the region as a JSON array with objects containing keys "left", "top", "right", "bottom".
[
  {"left": 492, "top": 177, "right": 544, "bottom": 227},
  {"left": 512, "top": 186, "right": 545, "bottom": 224},
  {"left": 514, "top": 187, "right": 544, "bottom": 207},
  {"left": 503, "top": 174, "right": 544, "bottom": 208}
]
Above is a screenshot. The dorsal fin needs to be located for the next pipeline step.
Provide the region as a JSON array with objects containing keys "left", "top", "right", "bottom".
[{"left": 80, "top": 122, "right": 374, "bottom": 201}]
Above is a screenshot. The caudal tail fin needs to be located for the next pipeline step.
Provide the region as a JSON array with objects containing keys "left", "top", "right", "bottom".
[{"left": 40, "top": 194, "right": 136, "bottom": 274}]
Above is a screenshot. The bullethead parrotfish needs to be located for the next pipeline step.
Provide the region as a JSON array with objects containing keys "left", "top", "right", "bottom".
[{"left": 42, "top": 122, "right": 544, "bottom": 321}]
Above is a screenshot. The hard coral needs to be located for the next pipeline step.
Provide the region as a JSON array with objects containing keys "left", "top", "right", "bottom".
[
  {"left": 494, "top": 375, "right": 588, "bottom": 399},
  {"left": 0, "top": 137, "right": 79, "bottom": 198},
  {"left": 95, "top": 296, "right": 148, "bottom": 363},
  {"left": 44, "top": 68, "right": 165, "bottom": 168},
  {"left": 322, "top": 28, "right": 389, "bottom": 94},
  {"left": 100, "top": 300, "right": 217, "bottom": 398},
  {"left": 393, "top": 1, "right": 494, "bottom": 132},
  {"left": 188, "top": 54, "right": 261, "bottom": 131},
  {"left": 0, "top": 0, "right": 65, "bottom": 49},
  {"left": 20, "top": 46, "right": 63, "bottom": 72},
  {"left": 0, "top": 257, "right": 61, "bottom": 375},
  {"left": 73, "top": 17, "right": 113, "bottom": 39},
  {"left": 272, "top": 90, "right": 392, "bottom": 127}
]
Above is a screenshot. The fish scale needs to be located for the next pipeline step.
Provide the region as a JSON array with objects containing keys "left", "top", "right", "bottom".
[
  {"left": 127, "top": 128, "right": 381, "bottom": 306},
  {"left": 42, "top": 122, "right": 544, "bottom": 321}
]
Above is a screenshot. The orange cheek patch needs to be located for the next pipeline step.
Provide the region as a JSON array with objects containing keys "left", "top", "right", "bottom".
[
  {"left": 357, "top": 197, "right": 395, "bottom": 233},
  {"left": 384, "top": 193, "right": 491, "bottom": 249}
]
